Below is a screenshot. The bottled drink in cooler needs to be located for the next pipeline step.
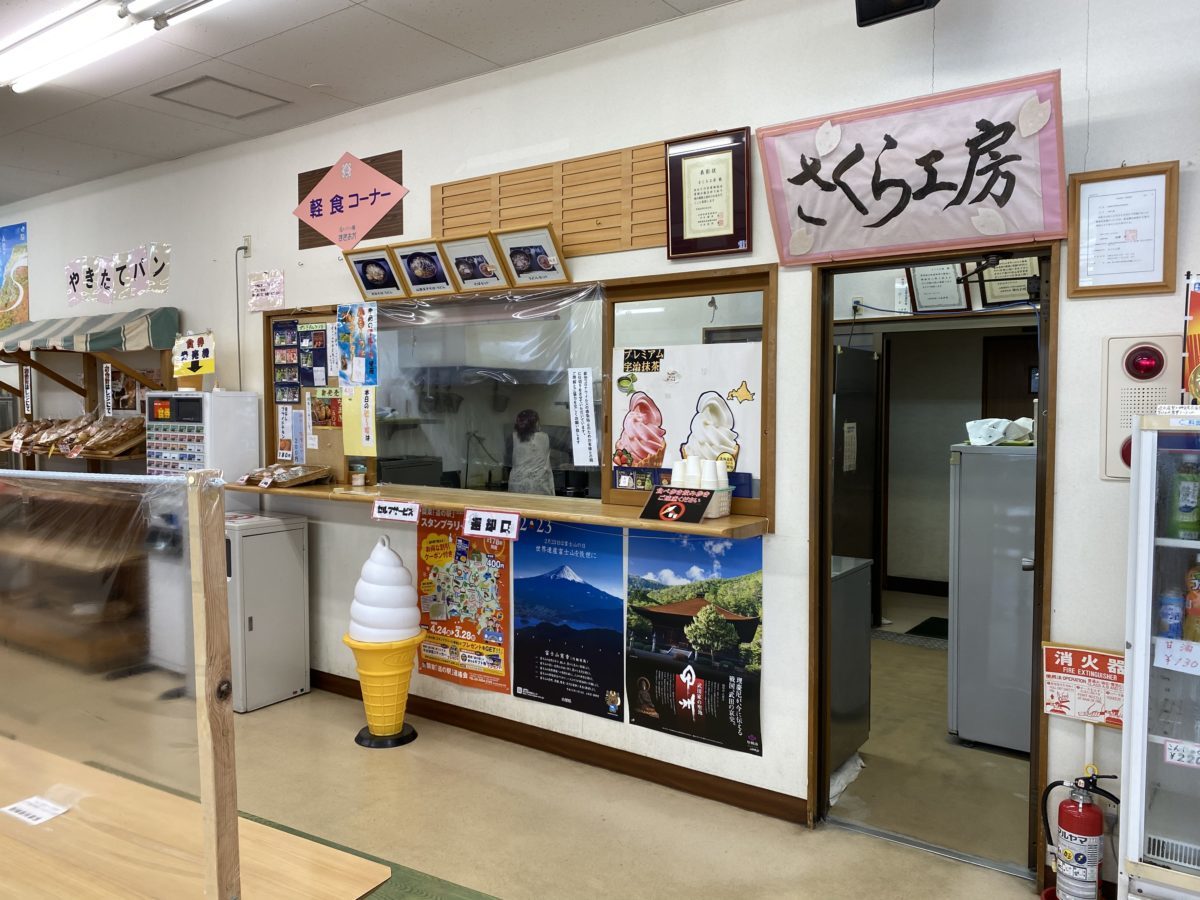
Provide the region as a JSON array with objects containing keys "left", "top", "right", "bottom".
[
  {"left": 1158, "top": 588, "right": 1185, "bottom": 639},
  {"left": 1169, "top": 453, "right": 1200, "bottom": 540},
  {"left": 1186, "top": 555, "right": 1200, "bottom": 641}
]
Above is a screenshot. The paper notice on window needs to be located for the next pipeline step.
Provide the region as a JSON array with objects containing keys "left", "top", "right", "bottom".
[
  {"left": 326, "top": 323, "right": 340, "bottom": 383},
  {"left": 843, "top": 421, "right": 857, "bottom": 472},
  {"left": 2, "top": 796, "right": 68, "bottom": 826},
  {"left": 1154, "top": 638, "right": 1200, "bottom": 676},
  {"left": 567, "top": 367, "right": 599, "bottom": 467},
  {"left": 342, "top": 386, "right": 377, "bottom": 457},
  {"left": 292, "top": 409, "right": 306, "bottom": 465}
]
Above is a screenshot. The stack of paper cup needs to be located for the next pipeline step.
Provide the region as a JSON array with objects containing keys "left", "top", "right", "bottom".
[
  {"left": 682, "top": 457, "right": 701, "bottom": 488},
  {"left": 700, "top": 459, "right": 720, "bottom": 490},
  {"left": 670, "top": 458, "right": 686, "bottom": 487}
]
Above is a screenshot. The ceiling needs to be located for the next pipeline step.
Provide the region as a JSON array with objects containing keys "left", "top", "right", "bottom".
[{"left": 0, "top": 0, "right": 733, "bottom": 205}]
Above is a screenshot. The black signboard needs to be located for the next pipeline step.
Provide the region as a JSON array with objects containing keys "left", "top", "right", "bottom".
[{"left": 639, "top": 486, "right": 713, "bottom": 524}]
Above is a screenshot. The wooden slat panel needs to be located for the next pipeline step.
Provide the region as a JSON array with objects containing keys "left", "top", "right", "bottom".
[
  {"left": 632, "top": 221, "right": 667, "bottom": 238},
  {"left": 441, "top": 177, "right": 490, "bottom": 198},
  {"left": 442, "top": 209, "right": 496, "bottom": 230},
  {"left": 500, "top": 166, "right": 554, "bottom": 186},
  {"left": 562, "top": 166, "right": 622, "bottom": 187},
  {"left": 431, "top": 139, "right": 668, "bottom": 258},
  {"left": 562, "top": 152, "right": 622, "bottom": 175},
  {"left": 562, "top": 176, "right": 624, "bottom": 198},
  {"left": 499, "top": 177, "right": 554, "bottom": 198}
]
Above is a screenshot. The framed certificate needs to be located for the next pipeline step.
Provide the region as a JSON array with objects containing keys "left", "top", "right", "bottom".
[
  {"left": 906, "top": 264, "right": 968, "bottom": 313},
  {"left": 666, "top": 126, "right": 751, "bottom": 259},
  {"left": 977, "top": 256, "right": 1040, "bottom": 306},
  {"left": 1068, "top": 160, "right": 1178, "bottom": 298}
]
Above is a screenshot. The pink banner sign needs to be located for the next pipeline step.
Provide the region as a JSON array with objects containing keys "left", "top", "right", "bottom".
[
  {"left": 757, "top": 71, "right": 1066, "bottom": 266},
  {"left": 293, "top": 152, "right": 408, "bottom": 251}
]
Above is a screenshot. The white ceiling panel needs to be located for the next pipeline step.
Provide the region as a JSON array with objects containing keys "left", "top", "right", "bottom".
[
  {"left": 156, "top": 0, "right": 355, "bottom": 57},
  {"left": 0, "top": 131, "right": 157, "bottom": 182},
  {"left": 114, "top": 59, "right": 356, "bottom": 137},
  {"left": 222, "top": 5, "right": 497, "bottom": 105},
  {"left": 28, "top": 100, "right": 243, "bottom": 160},
  {"left": 362, "top": 0, "right": 679, "bottom": 67},
  {"left": 660, "top": 0, "right": 737, "bottom": 13},
  {"left": 0, "top": 0, "right": 71, "bottom": 36},
  {"left": 0, "top": 164, "right": 78, "bottom": 203},
  {"left": 49, "top": 34, "right": 211, "bottom": 97},
  {"left": 0, "top": 84, "right": 98, "bottom": 138}
]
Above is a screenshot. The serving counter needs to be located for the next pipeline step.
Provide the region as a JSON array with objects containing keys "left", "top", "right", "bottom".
[{"left": 226, "top": 482, "right": 770, "bottom": 539}]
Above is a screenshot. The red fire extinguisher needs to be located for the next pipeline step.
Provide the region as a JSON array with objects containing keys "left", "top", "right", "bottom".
[{"left": 1040, "top": 771, "right": 1120, "bottom": 900}]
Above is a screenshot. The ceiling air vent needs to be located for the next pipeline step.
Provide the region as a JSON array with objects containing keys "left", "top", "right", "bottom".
[{"left": 152, "top": 76, "right": 289, "bottom": 119}]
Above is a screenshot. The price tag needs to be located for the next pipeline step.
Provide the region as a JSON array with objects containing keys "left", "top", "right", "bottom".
[
  {"left": 2, "top": 796, "right": 68, "bottom": 826},
  {"left": 462, "top": 508, "right": 520, "bottom": 540},
  {"left": 371, "top": 499, "right": 420, "bottom": 523},
  {"left": 12, "top": 436, "right": 22, "bottom": 453},
  {"left": 1165, "top": 739, "right": 1200, "bottom": 769},
  {"left": 1154, "top": 638, "right": 1200, "bottom": 675}
]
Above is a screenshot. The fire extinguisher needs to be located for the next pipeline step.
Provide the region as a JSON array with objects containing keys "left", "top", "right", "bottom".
[{"left": 1041, "top": 770, "right": 1120, "bottom": 900}]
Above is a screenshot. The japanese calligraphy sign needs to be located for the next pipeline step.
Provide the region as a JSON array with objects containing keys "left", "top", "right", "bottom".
[
  {"left": 172, "top": 330, "right": 215, "bottom": 377},
  {"left": 417, "top": 506, "right": 511, "bottom": 692},
  {"left": 102, "top": 363, "right": 113, "bottom": 416},
  {"left": 758, "top": 70, "right": 1066, "bottom": 265},
  {"left": 1042, "top": 643, "right": 1124, "bottom": 728},
  {"left": 371, "top": 499, "right": 420, "bottom": 523},
  {"left": 513, "top": 520, "right": 625, "bottom": 720},
  {"left": 65, "top": 242, "right": 170, "bottom": 305},
  {"left": 462, "top": 509, "right": 521, "bottom": 541},
  {"left": 293, "top": 152, "right": 408, "bottom": 251}
]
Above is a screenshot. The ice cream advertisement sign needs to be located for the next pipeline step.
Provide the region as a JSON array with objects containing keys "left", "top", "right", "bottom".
[{"left": 612, "top": 343, "right": 761, "bottom": 485}]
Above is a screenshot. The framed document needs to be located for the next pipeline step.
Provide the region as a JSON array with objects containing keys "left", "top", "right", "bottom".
[
  {"left": 907, "top": 264, "right": 968, "bottom": 313},
  {"left": 976, "top": 256, "right": 1040, "bottom": 306},
  {"left": 1069, "top": 161, "right": 1178, "bottom": 298},
  {"left": 666, "top": 126, "right": 751, "bottom": 259}
]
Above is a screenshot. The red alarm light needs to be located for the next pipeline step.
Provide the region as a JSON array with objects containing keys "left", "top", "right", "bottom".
[
  {"left": 1124, "top": 345, "right": 1165, "bottom": 380},
  {"left": 1120, "top": 436, "right": 1133, "bottom": 468}
]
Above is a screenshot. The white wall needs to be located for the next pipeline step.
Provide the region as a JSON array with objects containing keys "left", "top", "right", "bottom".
[{"left": 4, "top": 0, "right": 1198, "bottom": 800}]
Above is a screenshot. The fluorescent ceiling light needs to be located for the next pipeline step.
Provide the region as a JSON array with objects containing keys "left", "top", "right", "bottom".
[
  {"left": 0, "top": 0, "right": 99, "bottom": 53},
  {"left": 169, "top": 0, "right": 237, "bottom": 26},
  {"left": 12, "top": 17, "right": 156, "bottom": 93},
  {"left": 0, "top": 2, "right": 126, "bottom": 85},
  {"left": 619, "top": 307, "right": 666, "bottom": 315}
]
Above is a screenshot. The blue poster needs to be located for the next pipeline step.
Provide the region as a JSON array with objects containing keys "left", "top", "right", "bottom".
[
  {"left": 512, "top": 519, "right": 625, "bottom": 720},
  {"left": 335, "top": 301, "right": 378, "bottom": 386},
  {"left": 0, "top": 223, "right": 29, "bottom": 331},
  {"left": 626, "top": 531, "right": 763, "bottom": 754}
]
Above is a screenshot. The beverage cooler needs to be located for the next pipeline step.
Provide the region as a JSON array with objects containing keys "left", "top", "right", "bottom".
[{"left": 1121, "top": 415, "right": 1200, "bottom": 899}]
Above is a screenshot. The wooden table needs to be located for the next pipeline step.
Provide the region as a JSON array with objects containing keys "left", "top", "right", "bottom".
[{"left": 0, "top": 741, "right": 390, "bottom": 899}]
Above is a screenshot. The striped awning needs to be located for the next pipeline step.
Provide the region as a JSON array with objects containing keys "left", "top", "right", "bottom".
[{"left": 0, "top": 307, "right": 179, "bottom": 354}]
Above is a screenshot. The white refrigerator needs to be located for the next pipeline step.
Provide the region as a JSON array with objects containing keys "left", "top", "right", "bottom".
[
  {"left": 1120, "top": 415, "right": 1200, "bottom": 899},
  {"left": 948, "top": 443, "right": 1036, "bottom": 753}
]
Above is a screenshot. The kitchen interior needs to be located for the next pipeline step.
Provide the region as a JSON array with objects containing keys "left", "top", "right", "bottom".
[{"left": 824, "top": 255, "right": 1045, "bottom": 873}]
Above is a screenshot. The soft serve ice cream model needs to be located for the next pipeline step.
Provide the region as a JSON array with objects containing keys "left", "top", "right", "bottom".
[{"left": 343, "top": 535, "right": 425, "bottom": 747}]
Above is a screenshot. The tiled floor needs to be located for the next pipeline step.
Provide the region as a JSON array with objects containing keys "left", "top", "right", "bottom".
[
  {"left": 831, "top": 591, "right": 1031, "bottom": 871},
  {"left": 0, "top": 640, "right": 1035, "bottom": 898}
]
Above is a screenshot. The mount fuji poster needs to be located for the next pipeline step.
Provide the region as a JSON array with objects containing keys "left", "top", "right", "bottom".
[{"left": 512, "top": 520, "right": 625, "bottom": 720}]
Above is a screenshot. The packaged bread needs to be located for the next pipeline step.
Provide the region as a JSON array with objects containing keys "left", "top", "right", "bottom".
[
  {"left": 82, "top": 416, "right": 144, "bottom": 451},
  {"left": 36, "top": 412, "right": 97, "bottom": 446},
  {"left": 6, "top": 418, "right": 54, "bottom": 443}
]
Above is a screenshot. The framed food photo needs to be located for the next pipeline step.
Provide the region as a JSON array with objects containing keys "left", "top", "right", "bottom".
[
  {"left": 344, "top": 246, "right": 407, "bottom": 301},
  {"left": 390, "top": 240, "right": 456, "bottom": 297},
  {"left": 666, "top": 126, "right": 751, "bottom": 259},
  {"left": 492, "top": 224, "right": 570, "bottom": 287},
  {"left": 442, "top": 234, "right": 511, "bottom": 292},
  {"left": 1068, "top": 160, "right": 1179, "bottom": 298},
  {"left": 907, "top": 263, "right": 968, "bottom": 313}
]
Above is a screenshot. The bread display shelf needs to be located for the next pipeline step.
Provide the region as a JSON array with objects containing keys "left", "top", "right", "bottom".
[
  {"left": 227, "top": 482, "right": 770, "bottom": 539},
  {"left": 0, "top": 532, "right": 146, "bottom": 573},
  {"left": 0, "top": 428, "right": 147, "bottom": 462}
]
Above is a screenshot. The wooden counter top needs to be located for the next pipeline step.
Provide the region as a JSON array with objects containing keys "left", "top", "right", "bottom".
[{"left": 226, "top": 482, "right": 770, "bottom": 539}]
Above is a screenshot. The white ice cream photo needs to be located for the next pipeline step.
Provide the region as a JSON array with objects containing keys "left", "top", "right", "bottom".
[{"left": 681, "top": 391, "right": 740, "bottom": 463}]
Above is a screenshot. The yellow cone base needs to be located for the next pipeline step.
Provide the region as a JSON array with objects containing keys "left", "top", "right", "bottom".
[{"left": 343, "top": 632, "right": 424, "bottom": 739}]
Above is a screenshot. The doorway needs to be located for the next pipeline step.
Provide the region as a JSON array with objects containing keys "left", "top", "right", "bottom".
[{"left": 808, "top": 246, "right": 1058, "bottom": 882}]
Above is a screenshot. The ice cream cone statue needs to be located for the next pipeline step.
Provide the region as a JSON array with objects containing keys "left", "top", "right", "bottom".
[{"left": 343, "top": 536, "right": 425, "bottom": 748}]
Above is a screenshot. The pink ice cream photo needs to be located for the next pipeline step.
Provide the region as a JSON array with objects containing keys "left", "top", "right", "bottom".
[{"left": 614, "top": 391, "right": 667, "bottom": 468}]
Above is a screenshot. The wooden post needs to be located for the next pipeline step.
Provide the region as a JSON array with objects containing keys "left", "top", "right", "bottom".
[{"left": 186, "top": 470, "right": 241, "bottom": 899}]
